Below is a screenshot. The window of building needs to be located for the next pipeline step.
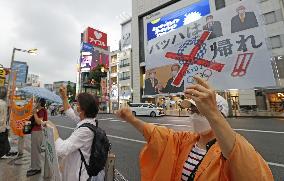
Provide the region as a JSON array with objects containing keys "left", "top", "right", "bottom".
[
  {"left": 120, "top": 58, "right": 130, "bottom": 68},
  {"left": 111, "top": 77, "right": 117, "bottom": 84},
  {"left": 111, "top": 66, "right": 117, "bottom": 73},
  {"left": 264, "top": 11, "right": 276, "bottom": 25},
  {"left": 121, "top": 86, "right": 130, "bottom": 91},
  {"left": 119, "top": 71, "right": 131, "bottom": 80},
  {"left": 215, "top": 0, "right": 225, "bottom": 10},
  {"left": 270, "top": 35, "right": 282, "bottom": 49},
  {"left": 111, "top": 56, "right": 117, "bottom": 63}
]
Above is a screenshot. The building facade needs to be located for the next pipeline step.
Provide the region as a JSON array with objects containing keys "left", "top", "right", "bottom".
[
  {"left": 109, "top": 51, "right": 120, "bottom": 112},
  {"left": 118, "top": 48, "right": 132, "bottom": 107},
  {"left": 26, "top": 74, "right": 40, "bottom": 87},
  {"left": 53, "top": 81, "right": 76, "bottom": 95},
  {"left": 44, "top": 84, "right": 53, "bottom": 92}
]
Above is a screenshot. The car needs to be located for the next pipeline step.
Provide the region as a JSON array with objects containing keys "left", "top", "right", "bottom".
[{"left": 129, "top": 103, "right": 165, "bottom": 117}]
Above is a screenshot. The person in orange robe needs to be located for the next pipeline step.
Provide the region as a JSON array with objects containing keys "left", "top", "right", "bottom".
[{"left": 117, "top": 76, "right": 273, "bottom": 181}]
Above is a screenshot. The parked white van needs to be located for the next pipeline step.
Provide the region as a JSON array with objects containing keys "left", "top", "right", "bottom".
[{"left": 129, "top": 103, "right": 165, "bottom": 117}]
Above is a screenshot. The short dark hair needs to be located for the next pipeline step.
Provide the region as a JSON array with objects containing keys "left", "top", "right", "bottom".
[
  {"left": 39, "top": 98, "right": 46, "bottom": 107},
  {"left": 206, "top": 15, "right": 213, "bottom": 21},
  {"left": 0, "top": 87, "right": 7, "bottom": 99},
  {"left": 77, "top": 93, "right": 99, "bottom": 118}
]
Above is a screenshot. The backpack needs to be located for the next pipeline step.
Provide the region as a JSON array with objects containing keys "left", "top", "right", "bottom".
[{"left": 78, "top": 121, "right": 111, "bottom": 180}]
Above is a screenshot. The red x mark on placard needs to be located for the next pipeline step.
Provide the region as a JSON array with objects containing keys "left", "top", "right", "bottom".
[{"left": 165, "top": 31, "right": 225, "bottom": 86}]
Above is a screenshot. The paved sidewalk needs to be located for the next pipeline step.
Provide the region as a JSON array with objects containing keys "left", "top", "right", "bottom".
[{"left": 0, "top": 131, "right": 50, "bottom": 181}]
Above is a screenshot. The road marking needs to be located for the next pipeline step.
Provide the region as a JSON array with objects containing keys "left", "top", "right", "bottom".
[
  {"left": 234, "top": 129, "right": 284, "bottom": 134},
  {"left": 267, "top": 162, "right": 284, "bottom": 168},
  {"left": 107, "top": 135, "right": 146, "bottom": 144},
  {"left": 56, "top": 125, "right": 74, "bottom": 129},
  {"left": 99, "top": 118, "right": 114, "bottom": 121},
  {"left": 115, "top": 169, "right": 129, "bottom": 181},
  {"left": 109, "top": 119, "right": 126, "bottom": 123},
  {"left": 150, "top": 123, "right": 191, "bottom": 128},
  {"left": 105, "top": 119, "right": 191, "bottom": 127}
]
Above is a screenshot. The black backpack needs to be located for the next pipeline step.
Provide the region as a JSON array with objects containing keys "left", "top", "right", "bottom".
[{"left": 78, "top": 121, "right": 111, "bottom": 180}]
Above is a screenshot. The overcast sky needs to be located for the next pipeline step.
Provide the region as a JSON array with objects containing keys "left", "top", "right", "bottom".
[{"left": 0, "top": 0, "right": 131, "bottom": 85}]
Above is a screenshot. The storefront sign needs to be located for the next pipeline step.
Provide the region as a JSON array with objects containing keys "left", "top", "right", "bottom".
[
  {"left": 101, "top": 79, "right": 107, "bottom": 96},
  {"left": 43, "top": 127, "right": 61, "bottom": 181},
  {"left": 83, "top": 27, "right": 108, "bottom": 50},
  {"left": 144, "top": 0, "right": 275, "bottom": 95}
]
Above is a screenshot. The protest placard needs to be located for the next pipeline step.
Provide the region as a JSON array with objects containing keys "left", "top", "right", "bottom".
[{"left": 144, "top": 0, "right": 275, "bottom": 95}]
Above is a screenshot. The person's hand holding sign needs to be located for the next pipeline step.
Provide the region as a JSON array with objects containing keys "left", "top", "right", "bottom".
[
  {"left": 59, "top": 85, "right": 71, "bottom": 111},
  {"left": 59, "top": 85, "right": 68, "bottom": 100},
  {"left": 47, "top": 121, "right": 60, "bottom": 141},
  {"left": 184, "top": 76, "right": 219, "bottom": 118},
  {"left": 184, "top": 76, "right": 236, "bottom": 159}
]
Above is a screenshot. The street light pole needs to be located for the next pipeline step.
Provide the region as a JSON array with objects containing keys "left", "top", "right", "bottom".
[{"left": 7, "top": 48, "right": 38, "bottom": 100}]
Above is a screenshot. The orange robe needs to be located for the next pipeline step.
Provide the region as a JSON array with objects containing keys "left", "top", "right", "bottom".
[{"left": 139, "top": 123, "right": 273, "bottom": 181}]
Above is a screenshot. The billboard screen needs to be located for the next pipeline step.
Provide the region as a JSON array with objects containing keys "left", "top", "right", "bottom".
[
  {"left": 11, "top": 61, "right": 28, "bottom": 84},
  {"left": 80, "top": 51, "right": 109, "bottom": 70},
  {"left": 146, "top": 0, "right": 210, "bottom": 41},
  {"left": 83, "top": 27, "right": 108, "bottom": 50},
  {"left": 143, "top": 0, "right": 275, "bottom": 96},
  {"left": 92, "top": 50, "right": 109, "bottom": 69},
  {"left": 80, "top": 55, "right": 92, "bottom": 69}
]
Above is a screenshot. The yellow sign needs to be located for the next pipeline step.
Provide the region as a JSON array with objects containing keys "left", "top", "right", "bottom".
[{"left": 0, "top": 68, "right": 5, "bottom": 86}]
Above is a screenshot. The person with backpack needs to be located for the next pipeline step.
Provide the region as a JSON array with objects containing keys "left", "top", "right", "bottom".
[
  {"left": 47, "top": 86, "right": 110, "bottom": 181},
  {"left": 27, "top": 98, "right": 50, "bottom": 177},
  {"left": 117, "top": 76, "right": 273, "bottom": 181}
]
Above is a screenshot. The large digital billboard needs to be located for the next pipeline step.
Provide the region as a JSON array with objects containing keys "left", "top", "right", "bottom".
[
  {"left": 80, "top": 50, "right": 109, "bottom": 70},
  {"left": 146, "top": 0, "right": 210, "bottom": 41},
  {"left": 143, "top": 0, "right": 275, "bottom": 95}
]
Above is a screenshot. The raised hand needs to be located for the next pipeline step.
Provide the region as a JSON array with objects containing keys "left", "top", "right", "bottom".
[
  {"left": 116, "top": 108, "right": 135, "bottom": 122},
  {"left": 184, "top": 76, "right": 218, "bottom": 118},
  {"left": 116, "top": 108, "right": 145, "bottom": 134},
  {"left": 59, "top": 85, "right": 67, "bottom": 100}
]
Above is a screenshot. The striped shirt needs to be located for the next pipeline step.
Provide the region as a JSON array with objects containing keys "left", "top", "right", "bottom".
[{"left": 181, "top": 143, "right": 207, "bottom": 181}]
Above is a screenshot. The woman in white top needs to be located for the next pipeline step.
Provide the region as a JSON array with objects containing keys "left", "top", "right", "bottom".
[
  {"left": 0, "top": 87, "right": 10, "bottom": 158},
  {"left": 48, "top": 86, "right": 104, "bottom": 181}
]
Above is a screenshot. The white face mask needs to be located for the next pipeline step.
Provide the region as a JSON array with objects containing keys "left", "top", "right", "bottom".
[
  {"left": 74, "top": 109, "right": 80, "bottom": 117},
  {"left": 191, "top": 113, "right": 212, "bottom": 134}
]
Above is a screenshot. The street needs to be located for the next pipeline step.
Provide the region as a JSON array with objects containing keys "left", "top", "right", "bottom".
[{"left": 50, "top": 114, "right": 284, "bottom": 181}]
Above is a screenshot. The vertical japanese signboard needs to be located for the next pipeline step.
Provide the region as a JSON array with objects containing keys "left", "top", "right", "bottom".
[
  {"left": 0, "top": 67, "right": 5, "bottom": 87},
  {"left": 144, "top": 0, "right": 275, "bottom": 95}
]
